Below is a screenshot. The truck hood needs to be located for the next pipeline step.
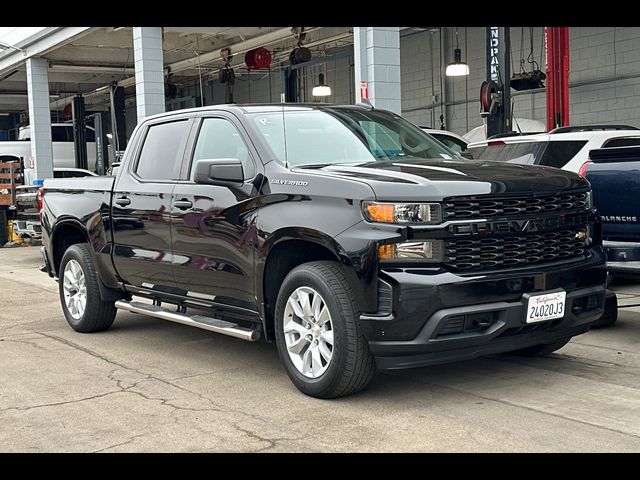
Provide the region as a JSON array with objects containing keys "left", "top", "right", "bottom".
[{"left": 299, "top": 158, "right": 589, "bottom": 201}]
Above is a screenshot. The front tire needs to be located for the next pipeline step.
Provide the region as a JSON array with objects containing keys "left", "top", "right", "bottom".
[
  {"left": 59, "top": 243, "right": 116, "bottom": 333},
  {"left": 274, "top": 261, "right": 375, "bottom": 398}
]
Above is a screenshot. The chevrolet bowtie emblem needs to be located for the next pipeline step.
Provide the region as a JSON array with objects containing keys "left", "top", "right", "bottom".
[
  {"left": 520, "top": 220, "right": 534, "bottom": 232},
  {"left": 575, "top": 230, "right": 587, "bottom": 240}
]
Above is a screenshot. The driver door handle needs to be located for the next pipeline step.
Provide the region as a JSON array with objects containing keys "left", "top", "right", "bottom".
[
  {"left": 115, "top": 196, "right": 130, "bottom": 206},
  {"left": 174, "top": 199, "right": 193, "bottom": 210}
]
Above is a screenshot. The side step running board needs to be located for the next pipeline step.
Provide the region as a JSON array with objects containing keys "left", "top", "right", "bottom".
[{"left": 115, "top": 300, "right": 260, "bottom": 341}]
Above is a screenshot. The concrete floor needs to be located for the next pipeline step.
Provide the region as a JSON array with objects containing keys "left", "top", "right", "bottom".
[{"left": 1, "top": 245, "right": 639, "bottom": 452}]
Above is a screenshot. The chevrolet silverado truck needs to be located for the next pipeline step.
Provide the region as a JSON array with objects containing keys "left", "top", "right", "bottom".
[{"left": 40, "top": 104, "right": 607, "bottom": 398}]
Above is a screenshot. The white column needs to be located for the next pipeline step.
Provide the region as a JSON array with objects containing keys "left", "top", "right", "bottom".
[
  {"left": 26, "top": 57, "right": 53, "bottom": 181},
  {"left": 133, "top": 27, "right": 165, "bottom": 124},
  {"left": 353, "top": 27, "right": 401, "bottom": 114}
]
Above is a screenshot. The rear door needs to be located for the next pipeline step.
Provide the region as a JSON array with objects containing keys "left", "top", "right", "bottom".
[
  {"left": 111, "top": 116, "right": 193, "bottom": 291},
  {"left": 170, "top": 113, "right": 262, "bottom": 313}
]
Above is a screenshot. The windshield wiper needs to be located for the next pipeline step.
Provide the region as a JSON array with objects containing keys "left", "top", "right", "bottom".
[
  {"left": 293, "top": 163, "right": 336, "bottom": 169},
  {"left": 373, "top": 152, "right": 406, "bottom": 160}
]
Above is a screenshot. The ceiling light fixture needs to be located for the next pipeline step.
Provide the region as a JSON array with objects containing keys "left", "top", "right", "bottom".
[
  {"left": 312, "top": 72, "right": 331, "bottom": 97},
  {"left": 445, "top": 27, "right": 469, "bottom": 77}
]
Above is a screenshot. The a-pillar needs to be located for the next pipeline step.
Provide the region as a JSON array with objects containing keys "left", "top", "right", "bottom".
[
  {"left": 133, "top": 27, "right": 165, "bottom": 124},
  {"left": 26, "top": 57, "right": 53, "bottom": 181},
  {"left": 353, "top": 27, "right": 401, "bottom": 114}
]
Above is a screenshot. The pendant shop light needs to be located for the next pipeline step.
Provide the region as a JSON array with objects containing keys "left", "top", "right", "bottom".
[
  {"left": 445, "top": 27, "right": 469, "bottom": 77},
  {"left": 312, "top": 72, "right": 331, "bottom": 97}
]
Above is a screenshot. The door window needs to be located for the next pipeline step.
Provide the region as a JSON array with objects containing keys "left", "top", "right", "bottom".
[
  {"left": 135, "top": 120, "right": 189, "bottom": 181},
  {"left": 191, "top": 118, "right": 255, "bottom": 179},
  {"left": 51, "top": 126, "right": 71, "bottom": 142}
]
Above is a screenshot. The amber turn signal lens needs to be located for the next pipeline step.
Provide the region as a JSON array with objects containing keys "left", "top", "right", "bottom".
[
  {"left": 378, "top": 244, "right": 396, "bottom": 260},
  {"left": 366, "top": 203, "right": 395, "bottom": 223}
]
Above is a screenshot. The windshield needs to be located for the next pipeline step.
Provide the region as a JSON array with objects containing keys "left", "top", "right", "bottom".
[{"left": 250, "top": 108, "right": 456, "bottom": 167}]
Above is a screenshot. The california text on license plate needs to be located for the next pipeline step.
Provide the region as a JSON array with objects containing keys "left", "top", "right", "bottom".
[{"left": 526, "top": 291, "right": 566, "bottom": 323}]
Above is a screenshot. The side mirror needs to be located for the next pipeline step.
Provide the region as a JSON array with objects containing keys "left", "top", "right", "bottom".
[
  {"left": 460, "top": 152, "right": 474, "bottom": 160},
  {"left": 194, "top": 158, "right": 244, "bottom": 186}
]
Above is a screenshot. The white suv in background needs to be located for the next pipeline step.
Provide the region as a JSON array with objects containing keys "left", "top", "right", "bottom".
[
  {"left": 420, "top": 127, "right": 469, "bottom": 153},
  {"left": 466, "top": 125, "right": 640, "bottom": 173}
]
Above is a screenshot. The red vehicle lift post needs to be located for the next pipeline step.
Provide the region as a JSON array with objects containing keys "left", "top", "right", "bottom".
[{"left": 545, "top": 27, "right": 570, "bottom": 131}]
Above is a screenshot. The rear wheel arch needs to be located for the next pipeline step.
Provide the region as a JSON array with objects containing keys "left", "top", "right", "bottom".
[
  {"left": 51, "top": 221, "right": 123, "bottom": 302},
  {"left": 51, "top": 221, "right": 90, "bottom": 275}
]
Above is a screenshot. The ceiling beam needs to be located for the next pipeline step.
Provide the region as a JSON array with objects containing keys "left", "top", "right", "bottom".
[
  {"left": 0, "top": 27, "right": 97, "bottom": 76},
  {"left": 49, "top": 64, "right": 134, "bottom": 74}
]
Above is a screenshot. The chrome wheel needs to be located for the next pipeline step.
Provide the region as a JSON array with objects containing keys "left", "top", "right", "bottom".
[
  {"left": 63, "top": 259, "right": 87, "bottom": 320},
  {"left": 283, "top": 286, "right": 334, "bottom": 378}
]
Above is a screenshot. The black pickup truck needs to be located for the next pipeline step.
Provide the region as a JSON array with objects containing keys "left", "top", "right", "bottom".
[{"left": 40, "top": 104, "right": 607, "bottom": 398}]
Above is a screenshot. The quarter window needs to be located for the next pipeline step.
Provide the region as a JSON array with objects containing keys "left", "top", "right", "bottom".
[{"left": 539, "top": 141, "right": 587, "bottom": 168}]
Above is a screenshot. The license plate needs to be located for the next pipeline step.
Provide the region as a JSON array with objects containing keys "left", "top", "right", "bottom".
[{"left": 526, "top": 291, "right": 566, "bottom": 323}]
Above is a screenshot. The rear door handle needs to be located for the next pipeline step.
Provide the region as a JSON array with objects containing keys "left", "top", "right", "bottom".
[
  {"left": 115, "top": 196, "right": 130, "bottom": 206},
  {"left": 174, "top": 199, "right": 193, "bottom": 210}
]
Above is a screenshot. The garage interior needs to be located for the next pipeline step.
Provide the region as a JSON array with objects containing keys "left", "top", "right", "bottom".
[
  {"left": 1, "top": 27, "right": 639, "bottom": 168},
  {"left": 1, "top": 26, "right": 639, "bottom": 452}
]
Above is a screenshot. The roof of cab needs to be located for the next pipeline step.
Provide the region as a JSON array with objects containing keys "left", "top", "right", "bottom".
[{"left": 139, "top": 103, "right": 378, "bottom": 122}]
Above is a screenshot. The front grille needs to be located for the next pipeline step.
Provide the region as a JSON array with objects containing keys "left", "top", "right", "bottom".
[
  {"left": 443, "top": 191, "right": 589, "bottom": 220},
  {"left": 444, "top": 229, "right": 587, "bottom": 272}
]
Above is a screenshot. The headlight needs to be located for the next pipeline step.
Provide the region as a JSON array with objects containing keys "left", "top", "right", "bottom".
[
  {"left": 378, "top": 240, "right": 444, "bottom": 262},
  {"left": 363, "top": 202, "right": 442, "bottom": 224}
]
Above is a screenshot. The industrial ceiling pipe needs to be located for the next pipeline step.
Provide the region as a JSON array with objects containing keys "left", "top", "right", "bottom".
[{"left": 50, "top": 27, "right": 349, "bottom": 109}]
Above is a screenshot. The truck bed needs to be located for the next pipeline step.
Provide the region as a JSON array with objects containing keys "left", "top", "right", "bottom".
[{"left": 587, "top": 146, "right": 640, "bottom": 241}]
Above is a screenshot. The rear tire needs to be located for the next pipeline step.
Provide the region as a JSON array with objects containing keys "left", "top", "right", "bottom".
[
  {"left": 59, "top": 243, "right": 116, "bottom": 333},
  {"left": 274, "top": 261, "right": 375, "bottom": 398},
  {"left": 512, "top": 337, "right": 571, "bottom": 357},
  {"left": 590, "top": 293, "right": 618, "bottom": 329}
]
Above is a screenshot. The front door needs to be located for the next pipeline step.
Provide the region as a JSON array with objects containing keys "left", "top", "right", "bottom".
[
  {"left": 171, "top": 115, "right": 261, "bottom": 313},
  {"left": 111, "top": 117, "right": 192, "bottom": 291}
]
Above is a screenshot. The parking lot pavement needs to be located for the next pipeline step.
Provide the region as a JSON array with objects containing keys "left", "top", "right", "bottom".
[{"left": 1, "top": 246, "right": 639, "bottom": 452}]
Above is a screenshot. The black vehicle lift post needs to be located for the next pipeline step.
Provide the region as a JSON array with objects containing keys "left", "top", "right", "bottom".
[
  {"left": 72, "top": 95, "right": 88, "bottom": 171},
  {"left": 484, "top": 27, "right": 512, "bottom": 138},
  {"left": 92, "top": 112, "right": 109, "bottom": 176}
]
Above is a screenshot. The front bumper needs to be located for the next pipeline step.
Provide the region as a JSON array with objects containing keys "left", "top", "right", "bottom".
[
  {"left": 604, "top": 240, "right": 640, "bottom": 275},
  {"left": 360, "top": 251, "right": 606, "bottom": 370},
  {"left": 371, "top": 284, "right": 603, "bottom": 369}
]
